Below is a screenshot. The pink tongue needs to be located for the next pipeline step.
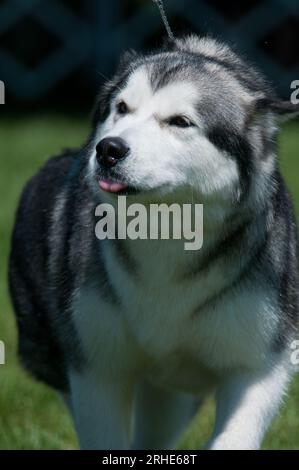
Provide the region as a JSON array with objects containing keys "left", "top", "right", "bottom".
[{"left": 99, "top": 179, "right": 128, "bottom": 193}]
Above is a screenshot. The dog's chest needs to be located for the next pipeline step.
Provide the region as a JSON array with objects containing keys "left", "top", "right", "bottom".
[
  {"left": 73, "top": 281, "right": 220, "bottom": 392},
  {"left": 72, "top": 238, "right": 277, "bottom": 391},
  {"left": 100, "top": 239, "right": 213, "bottom": 354}
]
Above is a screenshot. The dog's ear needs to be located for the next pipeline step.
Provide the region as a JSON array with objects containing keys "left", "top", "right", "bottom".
[
  {"left": 256, "top": 97, "right": 299, "bottom": 123},
  {"left": 92, "top": 79, "right": 116, "bottom": 126},
  {"left": 92, "top": 50, "right": 138, "bottom": 126},
  {"left": 268, "top": 100, "right": 299, "bottom": 122},
  {"left": 117, "top": 49, "right": 139, "bottom": 72}
]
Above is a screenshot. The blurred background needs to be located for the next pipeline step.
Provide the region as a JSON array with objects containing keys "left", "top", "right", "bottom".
[
  {"left": 0, "top": 0, "right": 298, "bottom": 449},
  {"left": 1, "top": 0, "right": 299, "bottom": 109}
]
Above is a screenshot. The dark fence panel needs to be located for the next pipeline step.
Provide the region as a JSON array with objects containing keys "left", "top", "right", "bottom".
[{"left": 0, "top": 0, "right": 298, "bottom": 108}]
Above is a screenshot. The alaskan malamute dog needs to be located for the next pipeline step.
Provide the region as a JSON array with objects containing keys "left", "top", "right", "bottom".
[{"left": 9, "top": 35, "right": 299, "bottom": 450}]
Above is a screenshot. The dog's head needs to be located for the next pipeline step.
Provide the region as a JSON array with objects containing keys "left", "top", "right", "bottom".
[{"left": 88, "top": 35, "right": 298, "bottom": 207}]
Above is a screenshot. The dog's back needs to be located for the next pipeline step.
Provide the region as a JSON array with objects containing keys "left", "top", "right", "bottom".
[{"left": 9, "top": 150, "right": 82, "bottom": 391}]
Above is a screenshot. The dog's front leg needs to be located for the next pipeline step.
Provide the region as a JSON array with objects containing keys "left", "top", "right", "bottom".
[
  {"left": 132, "top": 381, "right": 201, "bottom": 450},
  {"left": 69, "top": 370, "right": 134, "bottom": 450},
  {"left": 207, "top": 365, "right": 290, "bottom": 450}
]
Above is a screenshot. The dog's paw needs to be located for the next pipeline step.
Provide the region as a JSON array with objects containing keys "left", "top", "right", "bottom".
[{"left": 206, "top": 433, "right": 259, "bottom": 450}]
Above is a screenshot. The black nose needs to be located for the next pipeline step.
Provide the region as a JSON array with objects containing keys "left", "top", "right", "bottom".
[{"left": 96, "top": 137, "right": 130, "bottom": 167}]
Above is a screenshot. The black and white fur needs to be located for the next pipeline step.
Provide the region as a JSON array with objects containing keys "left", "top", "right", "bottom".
[{"left": 9, "top": 35, "right": 299, "bottom": 449}]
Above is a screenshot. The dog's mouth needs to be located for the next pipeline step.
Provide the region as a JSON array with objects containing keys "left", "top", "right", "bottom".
[
  {"left": 98, "top": 178, "right": 128, "bottom": 193},
  {"left": 98, "top": 177, "right": 141, "bottom": 196}
]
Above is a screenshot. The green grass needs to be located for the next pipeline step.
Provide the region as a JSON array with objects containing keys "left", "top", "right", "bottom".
[{"left": 0, "top": 115, "right": 298, "bottom": 449}]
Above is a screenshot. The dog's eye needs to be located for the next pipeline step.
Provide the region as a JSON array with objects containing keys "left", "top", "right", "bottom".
[
  {"left": 116, "top": 101, "right": 129, "bottom": 115},
  {"left": 167, "top": 115, "right": 194, "bottom": 128}
]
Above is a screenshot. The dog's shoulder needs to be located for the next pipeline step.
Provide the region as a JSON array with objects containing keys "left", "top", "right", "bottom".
[
  {"left": 21, "top": 148, "right": 80, "bottom": 203},
  {"left": 11, "top": 147, "right": 81, "bottom": 244},
  {"left": 9, "top": 147, "right": 83, "bottom": 300}
]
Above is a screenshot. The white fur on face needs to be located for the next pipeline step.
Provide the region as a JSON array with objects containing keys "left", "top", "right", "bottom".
[{"left": 90, "top": 66, "right": 240, "bottom": 201}]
